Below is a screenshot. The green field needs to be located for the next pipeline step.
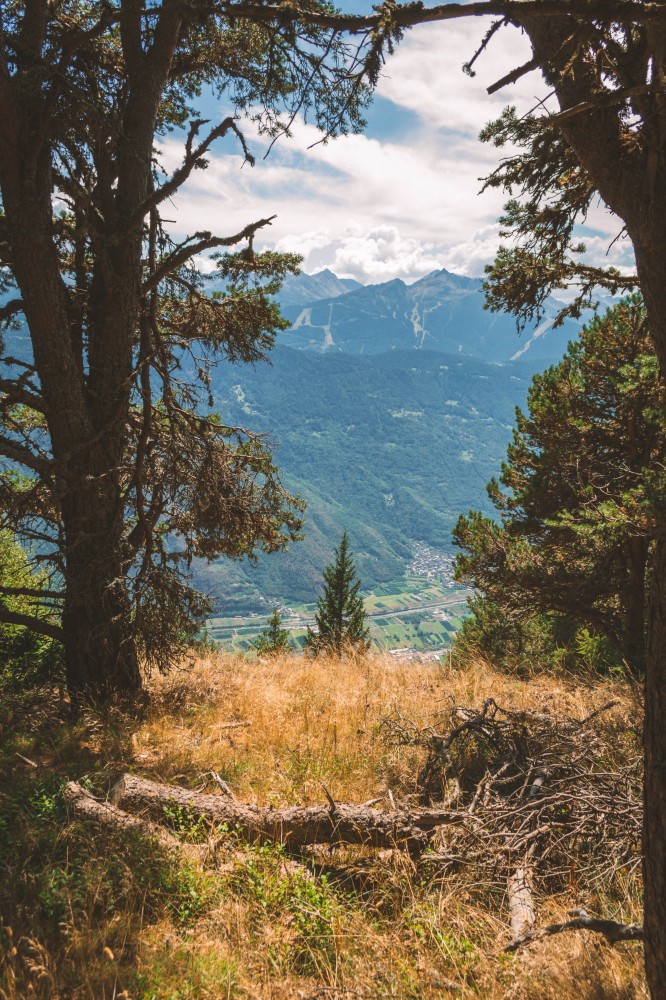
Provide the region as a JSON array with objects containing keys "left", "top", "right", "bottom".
[{"left": 207, "top": 579, "right": 470, "bottom": 655}]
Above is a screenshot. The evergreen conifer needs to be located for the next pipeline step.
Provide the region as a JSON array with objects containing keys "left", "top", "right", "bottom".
[
  {"left": 250, "top": 609, "right": 292, "bottom": 657},
  {"left": 305, "top": 533, "right": 370, "bottom": 656},
  {"left": 453, "top": 297, "right": 664, "bottom": 673}
]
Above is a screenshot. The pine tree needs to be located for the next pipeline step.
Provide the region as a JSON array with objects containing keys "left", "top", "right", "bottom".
[
  {"left": 250, "top": 609, "right": 292, "bottom": 657},
  {"left": 0, "top": 3, "right": 368, "bottom": 702},
  {"left": 453, "top": 297, "right": 665, "bottom": 673},
  {"left": 305, "top": 533, "right": 370, "bottom": 657}
]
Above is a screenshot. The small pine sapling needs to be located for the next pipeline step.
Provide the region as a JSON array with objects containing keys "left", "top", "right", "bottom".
[{"left": 251, "top": 608, "right": 292, "bottom": 657}]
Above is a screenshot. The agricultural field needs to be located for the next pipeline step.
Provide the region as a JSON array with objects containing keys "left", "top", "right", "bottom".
[{"left": 207, "top": 578, "right": 471, "bottom": 655}]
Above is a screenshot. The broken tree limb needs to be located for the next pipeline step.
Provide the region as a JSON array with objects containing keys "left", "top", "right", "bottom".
[
  {"left": 505, "top": 908, "right": 643, "bottom": 952},
  {"left": 508, "top": 865, "right": 536, "bottom": 940},
  {"left": 110, "top": 773, "right": 464, "bottom": 853},
  {"left": 507, "top": 778, "right": 542, "bottom": 939}
]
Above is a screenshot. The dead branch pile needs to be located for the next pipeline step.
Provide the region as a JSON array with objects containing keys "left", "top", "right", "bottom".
[{"left": 380, "top": 696, "right": 643, "bottom": 947}]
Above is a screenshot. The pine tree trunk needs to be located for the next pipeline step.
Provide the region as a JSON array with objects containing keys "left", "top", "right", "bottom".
[
  {"left": 611, "top": 227, "right": 665, "bottom": 993},
  {"left": 62, "top": 563, "right": 141, "bottom": 703},
  {"left": 60, "top": 450, "right": 142, "bottom": 703},
  {"left": 633, "top": 246, "right": 666, "bottom": 999},
  {"left": 623, "top": 536, "right": 649, "bottom": 672},
  {"left": 1, "top": 140, "right": 143, "bottom": 704},
  {"left": 644, "top": 535, "right": 666, "bottom": 999}
]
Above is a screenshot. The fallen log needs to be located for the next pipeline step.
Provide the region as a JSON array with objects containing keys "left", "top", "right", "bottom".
[
  {"left": 64, "top": 781, "right": 185, "bottom": 852},
  {"left": 65, "top": 782, "right": 318, "bottom": 879},
  {"left": 506, "top": 908, "right": 643, "bottom": 952},
  {"left": 110, "top": 773, "right": 463, "bottom": 853},
  {"left": 508, "top": 865, "right": 536, "bottom": 940}
]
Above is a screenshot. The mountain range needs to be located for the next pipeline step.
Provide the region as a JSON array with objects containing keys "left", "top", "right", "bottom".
[
  {"left": 0, "top": 265, "right": 593, "bottom": 614},
  {"left": 277, "top": 267, "right": 581, "bottom": 365},
  {"left": 194, "top": 267, "right": 587, "bottom": 612}
]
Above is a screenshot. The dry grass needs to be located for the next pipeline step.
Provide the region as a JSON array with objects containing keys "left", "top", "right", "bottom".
[
  {"left": 139, "top": 652, "right": 639, "bottom": 802},
  {"left": 0, "top": 652, "right": 647, "bottom": 999}
]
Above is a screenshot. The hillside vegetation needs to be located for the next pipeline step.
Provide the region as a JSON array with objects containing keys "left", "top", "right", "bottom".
[
  {"left": 196, "top": 347, "right": 536, "bottom": 612},
  {"left": 0, "top": 653, "right": 645, "bottom": 999}
]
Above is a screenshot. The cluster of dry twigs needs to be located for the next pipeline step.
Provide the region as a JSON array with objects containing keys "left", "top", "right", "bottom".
[{"left": 379, "top": 696, "right": 643, "bottom": 947}]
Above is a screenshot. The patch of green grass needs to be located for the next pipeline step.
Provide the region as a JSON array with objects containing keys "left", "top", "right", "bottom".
[
  {"left": 135, "top": 949, "right": 241, "bottom": 999},
  {"left": 229, "top": 842, "right": 351, "bottom": 976}
]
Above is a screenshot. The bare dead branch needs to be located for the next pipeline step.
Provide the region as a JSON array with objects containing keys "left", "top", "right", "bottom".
[
  {"left": 508, "top": 864, "right": 536, "bottom": 939},
  {"left": 487, "top": 57, "right": 539, "bottom": 94},
  {"left": 506, "top": 908, "right": 644, "bottom": 951}
]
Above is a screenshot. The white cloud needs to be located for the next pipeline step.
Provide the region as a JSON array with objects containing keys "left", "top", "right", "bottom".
[
  {"left": 192, "top": 254, "right": 219, "bottom": 274},
  {"left": 376, "top": 20, "right": 544, "bottom": 134},
  {"left": 275, "top": 224, "right": 444, "bottom": 282},
  {"left": 440, "top": 224, "right": 504, "bottom": 276},
  {"left": 162, "top": 117, "right": 510, "bottom": 280},
  {"left": 162, "top": 17, "right": 633, "bottom": 284}
]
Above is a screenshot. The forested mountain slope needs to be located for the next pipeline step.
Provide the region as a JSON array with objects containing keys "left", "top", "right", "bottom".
[
  {"left": 195, "top": 345, "right": 536, "bottom": 611},
  {"left": 0, "top": 268, "right": 578, "bottom": 614}
]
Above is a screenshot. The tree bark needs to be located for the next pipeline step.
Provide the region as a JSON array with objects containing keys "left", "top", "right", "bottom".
[
  {"left": 59, "top": 443, "right": 142, "bottom": 701},
  {"left": 508, "top": 865, "right": 536, "bottom": 941},
  {"left": 643, "top": 536, "right": 666, "bottom": 998},
  {"left": 622, "top": 536, "right": 649, "bottom": 672},
  {"left": 110, "top": 774, "right": 464, "bottom": 853},
  {"left": 64, "top": 781, "right": 182, "bottom": 850},
  {"left": 626, "top": 244, "right": 666, "bottom": 999}
]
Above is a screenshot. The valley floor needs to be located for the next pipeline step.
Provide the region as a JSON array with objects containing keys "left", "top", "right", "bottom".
[
  {"left": 208, "top": 578, "right": 471, "bottom": 655},
  {"left": 0, "top": 654, "right": 645, "bottom": 999}
]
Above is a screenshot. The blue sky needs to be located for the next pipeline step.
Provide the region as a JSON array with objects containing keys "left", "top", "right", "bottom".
[{"left": 161, "top": 9, "right": 635, "bottom": 285}]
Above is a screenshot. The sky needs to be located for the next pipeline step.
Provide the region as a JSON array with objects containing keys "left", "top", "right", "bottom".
[{"left": 163, "top": 9, "right": 636, "bottom": 286}]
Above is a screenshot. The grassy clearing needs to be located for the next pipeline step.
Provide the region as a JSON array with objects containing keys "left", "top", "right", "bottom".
[{"left": 0, "top": 654, "right": 646, "bottom": 999}]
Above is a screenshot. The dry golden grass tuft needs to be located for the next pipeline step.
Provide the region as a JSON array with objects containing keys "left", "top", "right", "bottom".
[{"left": 0, "top": 651, "right": 646, "bottom": 999}]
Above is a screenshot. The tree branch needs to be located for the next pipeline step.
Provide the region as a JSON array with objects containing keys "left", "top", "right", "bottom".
[
  {"left": 0, "top": 585, "right": 64, "bottom": 600},
  {"left": 0, "top": 606, "right": 63, "bottom": 642},
  {"left": 143, "top": 217, "right": 276, "bottom": 292},
  {"left": 487, "top": 57, "right": 539, "bottom": 94},
  {"left": 0, "top": 379, "right": 48, "bottom": 414},
  {"left": 551, "top": 83, "right": 666, "bottom": 124},
  {"left": 132, "top": 118, "right": 253, "bottom": 230},
  {"left": 211, "top": 0, "right": 666, "bottom": 35},
  {"left": 0, "top": 297, "right": 23, "bottom": 324},
  {"left": 506, "top": 908, "right": 644, "bottom": 952},
  {"left": 0, "top": 433, "right": 52, "bottom": 473}
]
